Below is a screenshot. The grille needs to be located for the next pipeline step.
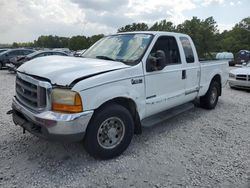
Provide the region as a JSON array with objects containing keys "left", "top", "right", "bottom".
[
  {"left": 16, "top": 75, "right": 47, "bottom": 110},
  {"left": 236, "top": 74, "right": 248, "bottom": 81}
]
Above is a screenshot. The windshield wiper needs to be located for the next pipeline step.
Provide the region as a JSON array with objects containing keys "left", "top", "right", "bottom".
[{"left": 96, "top": 56, "right": 116, "bottom": 61}]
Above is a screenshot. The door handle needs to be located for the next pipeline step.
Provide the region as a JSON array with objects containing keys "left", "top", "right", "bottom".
[{"left": 182, "top": 70, "right": 186, "bottom": 79}]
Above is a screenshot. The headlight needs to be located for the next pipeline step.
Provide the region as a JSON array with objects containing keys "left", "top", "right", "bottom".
[
  {"left": 51, "top": 89, "right": 83, "bottom": 113},
  {"left": 229, "top": 73, "right": 235, "bottom": 78}
]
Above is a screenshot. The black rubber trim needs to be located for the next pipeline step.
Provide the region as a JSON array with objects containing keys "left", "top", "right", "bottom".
[{"left": 146, "top": 95, "right": 156, "bottom": 99}]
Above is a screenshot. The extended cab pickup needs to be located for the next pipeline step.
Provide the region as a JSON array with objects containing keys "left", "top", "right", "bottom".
[{"left": 10, "top": 32, "right": 228, "bottom": 159}]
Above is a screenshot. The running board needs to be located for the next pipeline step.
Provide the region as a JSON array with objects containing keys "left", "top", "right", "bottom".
[{"left": 141, "top": 102, "right": 194, "bottom": 127}]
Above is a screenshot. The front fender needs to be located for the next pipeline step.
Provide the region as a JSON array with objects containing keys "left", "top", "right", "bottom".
[{"left": 76, "top": 78, "right": 146, "bottom": 119}]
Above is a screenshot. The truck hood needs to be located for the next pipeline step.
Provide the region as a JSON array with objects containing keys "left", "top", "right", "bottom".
[
  {"left": 17, "top": 56, "right": 130, "bottom": 86},
  {"left": 230, "top": 67, "right": 250, "bottom": 75}
]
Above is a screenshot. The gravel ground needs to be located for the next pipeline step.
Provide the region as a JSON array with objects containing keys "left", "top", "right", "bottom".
[{"left": 0, "top": 69, "right": 250, "bottom": 188}]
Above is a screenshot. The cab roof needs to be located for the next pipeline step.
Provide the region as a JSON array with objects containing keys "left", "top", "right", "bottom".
[{"left": 112, "top": 31, "right": 190, "bottom": 38}]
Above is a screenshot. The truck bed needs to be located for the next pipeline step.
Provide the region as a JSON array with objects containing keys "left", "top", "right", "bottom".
[{"left": 199, "top": 60, "right": 229, "bottom": 96}]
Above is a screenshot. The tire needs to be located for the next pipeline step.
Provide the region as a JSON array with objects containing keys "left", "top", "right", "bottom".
[
  {"left": 0, "top": 62, "right": 2, "bottom": 70},
  {"left": 84, "top": 103, "right": 134, "bottom": 159},
  {"left": 229, "top": 83, "right": 235, "bottom": 89},
  {"left": 200, "top": 81, "right": 220, "bottom": 109}
]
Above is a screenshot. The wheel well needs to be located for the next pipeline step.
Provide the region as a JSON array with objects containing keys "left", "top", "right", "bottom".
[
  {"left": 98, "top": 97, "right": 142, "bottom": 134},
  {"left": 211, "top": 74, "right": 222, "bottom": 96}
]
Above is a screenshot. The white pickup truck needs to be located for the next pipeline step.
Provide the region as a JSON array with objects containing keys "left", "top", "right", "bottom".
[{"left": 10, "top": 32, "right": 228, "bottom": 159}]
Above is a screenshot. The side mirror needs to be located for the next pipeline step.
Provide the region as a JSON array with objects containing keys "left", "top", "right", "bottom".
[
  {"left": 146, "top": 56, "right": 157, "bottom": 72},
  {"left": 146, "top": 50, "right": 167, "bottom": 72}
]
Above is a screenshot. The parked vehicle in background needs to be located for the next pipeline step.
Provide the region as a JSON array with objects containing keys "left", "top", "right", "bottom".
[
  {"left": 229, "top": 62, "right": 250, "bottom": 89},
  {"left": 0, "top": 49, "right": 8, "bottom": 54},
  {"left": 216, "top": 52, "right": 234, "bottom": 60},
  {"left": 10, "top": 32, "right": 228, "bottom": 159},
  {"left": 0, "top": 49, "right": 35, "bottom": 70},
  {"left": 74, "top": 49, "right": 86, "bottom": 57},
  {"left": 216, "top": 52, "right": 234, "bottom": 66},
  {"left": 229, "top": 50, "right": 250, "bottom": 66},
  {"left": 7, "top": 50, "right": 69, "bottom": 72}
]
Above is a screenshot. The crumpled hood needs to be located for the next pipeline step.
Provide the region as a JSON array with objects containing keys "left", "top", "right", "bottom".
[
  {"left": 230, "top": 67, "right": 250, "bottom": 75},
  {"left": 17, "top": 56, "right": 129, "bottom": 86}
]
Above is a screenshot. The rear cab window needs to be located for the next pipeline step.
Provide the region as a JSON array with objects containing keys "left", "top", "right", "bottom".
[{"left": 180, "top": 37, "right": 195, "bottom": 63}]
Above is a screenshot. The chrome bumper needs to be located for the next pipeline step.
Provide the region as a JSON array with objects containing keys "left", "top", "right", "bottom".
[
  {"left": 228, "top": 78, "right": 250, "bottom": 89},
  {"left": 12, "top": 97, "right": 94, "bottom": 142}
]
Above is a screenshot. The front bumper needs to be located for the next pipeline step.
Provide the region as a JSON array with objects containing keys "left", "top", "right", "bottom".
[
  {"left": 228, "top": 78, "right": 250, "bottom": 89},
  {"left": 12, "top": 97, "right": 94, "bottom": 142}
]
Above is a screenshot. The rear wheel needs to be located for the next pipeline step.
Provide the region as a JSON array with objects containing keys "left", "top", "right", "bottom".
[
  {"left": 84, "top": 103, "right": 134, "bottom": 159},
  {"left": 200, "top": 81, "right": 220, "bottom": 109}
]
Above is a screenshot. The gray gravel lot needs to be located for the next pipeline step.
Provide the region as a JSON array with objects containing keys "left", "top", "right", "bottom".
[{"left": 0, "top": 69, "right": 250, "bottom": 188}]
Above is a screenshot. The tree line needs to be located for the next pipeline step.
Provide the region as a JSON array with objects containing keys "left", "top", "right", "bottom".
[
  {"left": 118, "top": 17, "right": 250, "bottom": 58},
  {"left": 12, "top": 16, "right": 250, "bottom": 58},
  {"left": 12, "top": 34, "right": 105, "bottom": 51}
]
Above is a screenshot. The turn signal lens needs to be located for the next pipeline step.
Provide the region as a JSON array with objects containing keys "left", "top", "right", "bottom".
[{"left": 52, "top": 89, "right": 83, "bottom": 113}]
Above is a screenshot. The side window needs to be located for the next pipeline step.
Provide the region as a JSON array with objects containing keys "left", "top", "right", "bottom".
[
  {"left": 146, "top": 36, "right": 181, "bottom": 72},
  {"left": 8, "top": 51, "right": 15, "bottom": 56},
  {"left": 19, "top": 51, "right": 25, "bottom": 55},
  {"left": 54, "top": 52, "right": 67, "bottom": 56},
  {"left": 22, "top": 50, "right": 29, "bottom": 55},
  {"left": 180, "top": 37, "right": 195, "bottom": 63},
  {"left": 9, "top": 50, "right": 20, "bottom": 56},
  {"left": 35, "top": 53, "right": 46, "bottom": 58},
  {"left": 44, "top": 52, "right": 52, "bottom": 56}
]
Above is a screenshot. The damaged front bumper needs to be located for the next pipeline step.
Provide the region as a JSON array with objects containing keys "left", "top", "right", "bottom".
[{"left": 11, "top": 97, "right": 94, "bottom": 142}]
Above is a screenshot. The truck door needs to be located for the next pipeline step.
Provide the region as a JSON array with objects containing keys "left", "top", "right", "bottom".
[
  {"left": 179, "top": 37, "right": 200, "bottom": 101},
  {"left": 144, "top": 35, "right": 187, "bottom": 117}
]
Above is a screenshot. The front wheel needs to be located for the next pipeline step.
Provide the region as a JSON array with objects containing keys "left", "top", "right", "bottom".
[
  {"left": 229, "top": 83, "right": 235, "bottom": 89},
  {"left": 84, "top": 103, "right": 134, "bottom": 159},
  {"left": 200, "top": 81, "right": 220, "bottom": 109}
]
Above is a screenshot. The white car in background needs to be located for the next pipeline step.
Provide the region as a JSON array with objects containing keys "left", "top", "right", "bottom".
[{"left": 229, "top": 62, "right": 250, "bottom": 89}]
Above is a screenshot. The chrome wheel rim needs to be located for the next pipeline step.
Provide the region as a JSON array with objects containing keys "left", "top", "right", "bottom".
[
  {"left": 97, "top": 117, "right": 125, "bottom": 149},
  {"left": 210, "top": 87, "right": 218, "bottom": 104}
]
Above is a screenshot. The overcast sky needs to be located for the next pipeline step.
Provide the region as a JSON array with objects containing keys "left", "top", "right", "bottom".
[{"left": 0, "top": 0, "right": 249, "bottom": 43}]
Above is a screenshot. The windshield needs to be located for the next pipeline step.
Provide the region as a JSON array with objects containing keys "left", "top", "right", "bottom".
[{"left": 83, "top": 34, "right": 153, "bottom": 65}]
